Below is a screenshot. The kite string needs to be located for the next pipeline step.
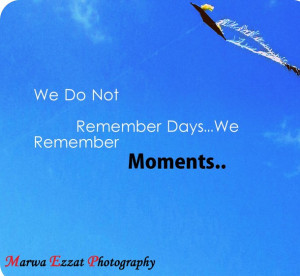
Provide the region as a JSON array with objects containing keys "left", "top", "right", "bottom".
[{"left": 139, "top": 23, "right": 201, "bottom": 65}]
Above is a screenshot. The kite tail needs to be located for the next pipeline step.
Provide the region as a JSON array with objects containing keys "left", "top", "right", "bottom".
[
  {"left": 216, "top": 19, "right": 288, "bottom": 66},
  {"left": 217, "top": 19, "right": 299, "bottom": 77}
]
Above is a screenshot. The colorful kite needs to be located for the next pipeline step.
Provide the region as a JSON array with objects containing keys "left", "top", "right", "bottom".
[{"left": 191, "top": 3, "right": 300, "bottom": 76}]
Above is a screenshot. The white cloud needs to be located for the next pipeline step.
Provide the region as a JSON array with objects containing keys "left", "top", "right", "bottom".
[
  {"left": 264, "top": 131, "right": 300, "bottom": 146},
  {"left": 70, "top": 0, "right": 97, "bottom": 29},
  {"left": 33, "top": 0, "right": 107, "bottom": 43},
  {"left": 264, "top": 121, "right": 300, "bottom": 178},
  {"left": 69, "top": 0, "right": 106, "bottom": 43},
  {"left": 264, "top": 121, "right": 300, "bottom": 147},
  {"left": 32, "top": 0, "right": 149, "bottom": 43}
]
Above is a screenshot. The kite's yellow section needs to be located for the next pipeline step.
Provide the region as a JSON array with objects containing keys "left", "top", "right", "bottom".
[
  {"left": 216, "top": 23, "right": 224, "bottom": 33},
  {"left": 201, "top": 4, "right": 214, "bottom": 12}
]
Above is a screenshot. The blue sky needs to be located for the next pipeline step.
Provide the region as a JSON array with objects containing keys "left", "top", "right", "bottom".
[{"left": 0, "top": 0, "right": 299, "bottom": 275}]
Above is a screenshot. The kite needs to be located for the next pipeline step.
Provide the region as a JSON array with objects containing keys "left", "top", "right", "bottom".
[
  {"left": 190, "top": 3, "right": 226, "bottom": 40},
  {"left": 191, "top": 3, "right": 300, "bottom": 76}
]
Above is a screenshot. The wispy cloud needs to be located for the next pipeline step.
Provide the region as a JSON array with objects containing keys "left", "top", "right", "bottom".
[
  {"left": 33, "top": 0, "right": 107, "bottom": 43},
  {"left": 264, "top": 131, "right": 300, "bottom": 146},
  {"left": 69, "top": 0, "right": 106, "bottom": 43},
  {"left": 70, "top": 0, "right": 97, "bottom": 30},
  {"left": 264, "top": 120, "right": 300, "bottom": 178},
  {"left": 32, "top": 0, "right": 150, "bottom": 43},
  {"left": 264, "top": 121, "right": 300, "bottom": 147}
]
